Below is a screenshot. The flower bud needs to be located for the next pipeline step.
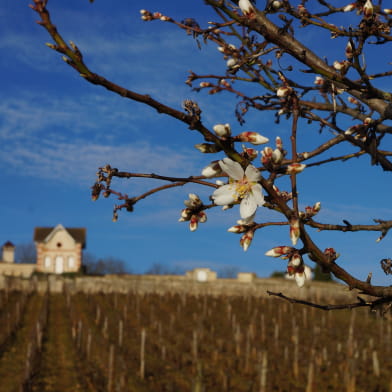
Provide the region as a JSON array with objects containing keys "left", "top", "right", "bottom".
[
  {"left": 239, "top": 0, "right": 256, "bottom": 17},
  {"left": 348, "top": 96, "right": 359, "bottom": 105},
  {"left": 314, "top": 76, "right": 324, "bottom": 86},
  {"left": 194, "top": 143, "right": 221, "bottom": 153},
  {"left": 240, "top": 231, "right": 254, "bottom": 251},
  {"left": 228, "top": 225, "right": 248, "bottom": 233},
  {"left": 275, "top": 136, "right": 283, "bottom": 150},
  {"left": 333, "top": 60, "right": 350, "bottom": 72},
  {"left": 276, "top": 86, "right": 292, "bottom": 97},
  {"left": 242, "top": 145, "right": 258, "bottom": 160},
  {"left": 345, "top": 41, "right": 353, "bottom": 59},
  {"left": 272, "top": 148, "right": 283, "bottom": 164},
  {"left": 265, "top": 246, "right": 293, "bottom": 257},
  {"left": 343, "top": 3, "right": 355, "bottom": 12},
  {"left": 189, "top": 215, "right": 199, "bottom": 232},
  {"left": 201, "top": 161, "right": 222, "bottom": 177},
  {"left": 363, "top": 0, "right": 373, "bottom": 19},
  {"left": 286, "top": 163, "right": 306, "bottom": 175},
  {"left": 290, "top": 218, "right": 300, "bottom": 246},
  {"left": 290, "top": 253, "right": 302, "bottom": 267},
  {"left": 324, "top": 247, "right": 339, "bottom": 261},
  {"left": 198, "top": 211, "right": 207, "bottom": 223},
  {"left": 213, "top": 123, "right": 231, "bottom": 137},
  {"left": 226, "top": 58, "right": 238, "bottom": 68},
  {"left": 180, "top": 208, "right": 192, "bottom": 221},
  {"left": 237, "top": 132, "right": 269, "bottom": 145}
]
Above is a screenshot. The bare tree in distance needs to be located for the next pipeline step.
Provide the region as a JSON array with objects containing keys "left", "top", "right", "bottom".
[
  {"left": 15, "top": 243, "right": 36, "bottom": 264},
  {"left": 30, "top": 0, "right": 392, "bottom": 312},
  {"left": 83, "top": 252, "right": 128, "bottom": 275}
]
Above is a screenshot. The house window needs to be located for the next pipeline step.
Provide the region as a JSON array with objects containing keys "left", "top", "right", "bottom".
[
  {"left": 68, "top": 256, "right": 75, "bottom": 269},
  {"left": 44, "top": 256, "right": 51, "bottom": 269}
]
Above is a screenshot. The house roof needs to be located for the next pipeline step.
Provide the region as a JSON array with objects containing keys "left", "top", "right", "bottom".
[
  {"left": 34, "top": 226, "right": 86, "bottom": 248},
  {"left": 2, "top": 241, "right": 15, "bottom": 248}
]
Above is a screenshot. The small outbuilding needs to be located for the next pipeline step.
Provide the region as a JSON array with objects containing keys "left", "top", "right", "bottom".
[{"left": 186, "top": 268, "right": 217, "bottom": 282}]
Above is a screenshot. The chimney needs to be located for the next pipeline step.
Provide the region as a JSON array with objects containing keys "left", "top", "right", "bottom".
[{"left": 2, "top": 241, "right": 15, "bottom": 263}]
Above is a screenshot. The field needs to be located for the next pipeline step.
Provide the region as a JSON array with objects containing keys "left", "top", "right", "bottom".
[{"left": 0, "top": 279, "right": 390, "bottom": 391}]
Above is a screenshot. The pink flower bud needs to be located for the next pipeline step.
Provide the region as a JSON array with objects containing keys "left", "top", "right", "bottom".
[
  {"left": 240, "top": 231, "right": 254, "bottom": 251},
  {"left": 290, "top": 253, "right": 302, "bottom": 267},
  {"left": 265, "top": 246, "right": 293, "bottom": 257},
  {"left": 228, "top": 225, "right": 248, "bottom": 233},
  {"left": 198, "top": 211, "right": 207, "bottom": 223},
  {"left": 314, "top": 76, "right": 324, "bottom": 86},
  {"left": 286, "top": 163, "right": 306, "bottom": 174},
  {"left": 189, "top": 215, "right": 199, "bottom": 231},
  {"left": 324, "top": 247, "right": 339, "bottom": 260},
  {"left": 348, "top": 96, "right": 359, "bottom": 105},
  {"left": 290, "top": 218, "right": 300, "bottom": 246},
  {"left": 242, "top": 146, "right": 258, "bottom": 160},
  {"left": 237, "top": 132, "right": 269, "bottom": 145},
  {"left": 184, "top": 193, "right": 202, "bottom": 208}
]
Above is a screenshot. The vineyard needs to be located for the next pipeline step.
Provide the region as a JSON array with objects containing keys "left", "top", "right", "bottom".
[{"left": 0, "top": 283, "right": 390, "bottom": 392}]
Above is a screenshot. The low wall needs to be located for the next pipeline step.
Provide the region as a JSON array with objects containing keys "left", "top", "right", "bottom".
[{"left": 0, "top": 274, "right": 358, "bottom": 303}]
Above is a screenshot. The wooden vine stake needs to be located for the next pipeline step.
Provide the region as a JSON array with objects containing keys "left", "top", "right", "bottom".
[
  {"left": 140, "top": 328, "right": 146, "bottom": 380},
  {"left": 259, "top": 350, "right": 268, "bottom": 392},
  {"left": 107, "top": 344, "right": 114, "bottom": 392}
]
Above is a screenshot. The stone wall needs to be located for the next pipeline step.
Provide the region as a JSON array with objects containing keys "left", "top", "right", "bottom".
[{"left": 0, "top": 274, "right": 358, "bottom": 303}]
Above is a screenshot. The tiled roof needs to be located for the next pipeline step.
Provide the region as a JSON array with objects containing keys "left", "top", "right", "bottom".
[{"left": 34, "top": 227, "right": 86, "bottom": 248}]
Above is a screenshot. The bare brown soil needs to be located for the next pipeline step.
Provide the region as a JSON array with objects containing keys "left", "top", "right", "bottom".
[{"left": 0, "top": 288, "right": 390, "bottom": 391}]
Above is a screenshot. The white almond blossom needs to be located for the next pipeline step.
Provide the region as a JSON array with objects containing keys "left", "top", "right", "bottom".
[{"left": 212, "top": 158, "right": 264, "bottom": 220}]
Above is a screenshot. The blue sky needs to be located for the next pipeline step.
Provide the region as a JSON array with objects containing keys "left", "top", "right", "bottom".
[{"left": 1, "top": 1, "right": 391, "bottom": 283}]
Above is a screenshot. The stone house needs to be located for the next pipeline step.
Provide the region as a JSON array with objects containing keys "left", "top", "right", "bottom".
[
  {"left": 34, "top": 224, "right": 86, "bottom": 274},
  {"left": 0, "top": 224, "right": 86, "bottom": 277}
]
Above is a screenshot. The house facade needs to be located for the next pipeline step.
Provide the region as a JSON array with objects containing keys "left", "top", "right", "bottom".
[
  {"left": 0, "top": 224, "right": 86, "bottom": 277},
  {"left": 34, "top": 224, "right": 86, "bottom": 274}
]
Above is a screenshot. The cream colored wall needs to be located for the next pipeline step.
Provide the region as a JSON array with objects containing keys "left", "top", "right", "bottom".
[
  {"left": 36, "top": 229, "right": 81, "bottom": 274},
  {"left": 0, "top": 264, "right": 35, "bottom": 278}
]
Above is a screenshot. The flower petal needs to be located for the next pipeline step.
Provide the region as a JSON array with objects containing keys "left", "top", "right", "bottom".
[
  {"left": 240, "top": 194, "right": 258, "bottom": 219},
  {"left": 212, "top": 184, "right": 236, "bottom": 206},
  {"left": 250, "top": 183, "right": 264, "bottom": 206},
  {"left": 295, "top": 272, "right": 306, "bottom": 288},
  {"left": 244, "top": 164, "right": 261, "bottom": 182},
  {"left": 219, "top": 158, "right": 244, "bottom": 181}
]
